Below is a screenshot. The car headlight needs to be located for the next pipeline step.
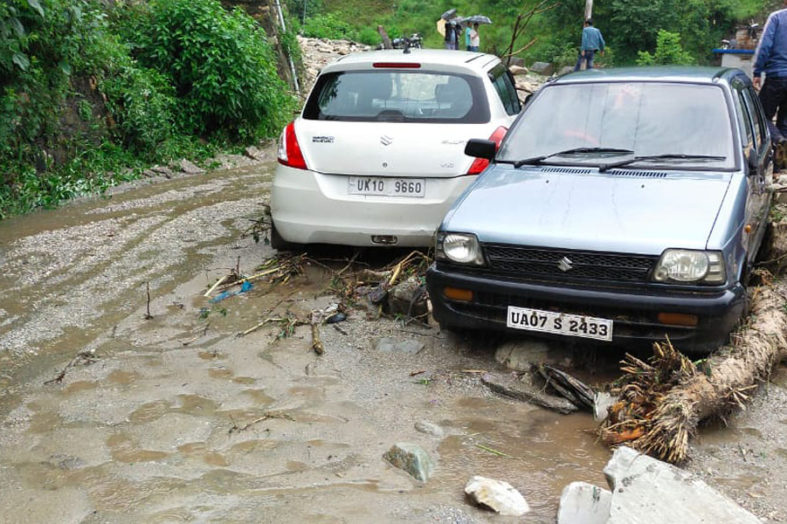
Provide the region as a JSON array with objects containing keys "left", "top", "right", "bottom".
[
  {"left": 652, "top": 249, "right": 725, "bottom": 284},
  {"left": 435, "top": 232, "right": 485, "bottom": 265}
]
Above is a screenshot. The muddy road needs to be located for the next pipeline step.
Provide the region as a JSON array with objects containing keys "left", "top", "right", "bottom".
[{"left": 0, "top": 158, "right": 785, "bottom": 522}]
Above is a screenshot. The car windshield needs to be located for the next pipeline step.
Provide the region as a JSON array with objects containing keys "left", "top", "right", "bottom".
[
  {"left": 302, "top": 70, "right": 490, "bottom": 123},
  {"left": 498, "top": 82, "right": 735, "bottom": 170}
]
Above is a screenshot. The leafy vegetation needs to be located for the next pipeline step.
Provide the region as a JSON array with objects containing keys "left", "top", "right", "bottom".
[
  {"left": 1, "top": 0, "right": 295, "bottom": 219},
  {"left": 637, "top": 30, "right": 695, "bottom": 66}
]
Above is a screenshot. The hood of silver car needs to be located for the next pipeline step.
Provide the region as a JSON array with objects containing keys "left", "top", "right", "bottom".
[{"left": 443, "top": 165, "right": 733, "bottom": 255}]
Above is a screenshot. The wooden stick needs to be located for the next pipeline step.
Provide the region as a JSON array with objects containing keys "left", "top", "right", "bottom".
[
  {"left": 144, "top": 282, "right": 153, "bottom": 320},
  {"left": 311, "top": 323, "right": 324, "bottom": 355},
  {"left": 204, "top": 275, "right": 228, "bottom": 297}
]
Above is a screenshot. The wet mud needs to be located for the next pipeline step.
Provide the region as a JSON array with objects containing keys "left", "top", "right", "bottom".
[{"left": 0, "top": 158, "right": 785, "bottom": 522}]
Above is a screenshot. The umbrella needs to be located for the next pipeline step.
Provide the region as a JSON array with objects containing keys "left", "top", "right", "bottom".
[
  {"left": 440, "top": 8, "right": 457, "bottom": 20},
  {"left": 462, "top": 15, "right": 492, "bottom": 25}
]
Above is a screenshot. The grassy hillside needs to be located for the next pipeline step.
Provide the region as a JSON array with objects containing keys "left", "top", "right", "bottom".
[{"left": 295, "top": 0, "right": 773, "bottom": 68}]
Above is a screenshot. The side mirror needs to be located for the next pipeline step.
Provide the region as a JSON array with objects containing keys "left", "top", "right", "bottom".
[
  {"left": 465, "top": 139, "right": 496, "bottom": 160},
  {"left": 747, "top": 151, "right": 758, "bottom": 173}
]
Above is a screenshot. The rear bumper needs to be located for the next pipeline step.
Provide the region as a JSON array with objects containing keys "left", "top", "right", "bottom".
[
  {"left": 271, "top": 165, "right": 475, "bottom": 247},
  {"left": 427, "top": 264, "right": 746, "bottom": 351}
]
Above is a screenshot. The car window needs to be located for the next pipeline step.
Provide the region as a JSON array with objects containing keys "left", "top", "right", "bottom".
[
  {"left": 741, "top": 88, "right": 762, "bottom": 149},
  {"left": 734, "top": 88, "right": 754, "bottom": 151},
  {"left": 303, "top": 70, "right": 490, "bottom": 123},
  {"left": 498, "top": 82, "right": 736, "bottom": 170},
  {"left": 748, "top": 86, "right": 769, "bottom": 146},
  {"left": 489, "top": 65, "right": 521, "bottom": 116}
]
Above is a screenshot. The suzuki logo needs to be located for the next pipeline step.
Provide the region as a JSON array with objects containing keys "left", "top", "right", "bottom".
[
  {"left": 380, "top": 135, "right": 393, "bottom": 146},
  {"left": 557, "top": 256, "right": 573, "bottom": 272}
]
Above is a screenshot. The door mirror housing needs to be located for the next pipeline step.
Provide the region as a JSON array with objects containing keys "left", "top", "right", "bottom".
[
  {"left": 747, "top": 151, "right": 758, "bottom": 173},
  {"left": 465, "top": 139, "right": 496, "bottom": 160}
]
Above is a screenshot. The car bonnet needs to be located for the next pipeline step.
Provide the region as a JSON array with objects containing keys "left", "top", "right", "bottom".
[{"left": 442, "top": 165, "right": 733, "bottom": 255}]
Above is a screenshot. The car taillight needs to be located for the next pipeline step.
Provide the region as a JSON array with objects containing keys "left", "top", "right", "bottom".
[
  {"left": 466, "top": 126, "right": 507, "bottom": 175},
  {"left": 277, "top": 122, "right": 307, "bottom": 170}
]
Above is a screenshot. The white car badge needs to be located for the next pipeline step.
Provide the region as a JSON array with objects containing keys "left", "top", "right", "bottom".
[
  {"left": 557, "top": 256, "right": 573, "bottom": 272},
  {"left": 380, "top": 135, "right": 393, "bottom": 146}
]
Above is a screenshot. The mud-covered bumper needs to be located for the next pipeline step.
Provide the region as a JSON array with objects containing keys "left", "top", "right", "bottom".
[{"left": 427, "top": 264, "right": 746, "bottom": 351}]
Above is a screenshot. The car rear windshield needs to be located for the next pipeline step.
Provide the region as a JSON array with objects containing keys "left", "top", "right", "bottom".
[
  {"left": 499, "top": 82, "right": 736, "bottom": 170},
  {"left": 302, "top": 70, "right": 490, "bottom": 123}
]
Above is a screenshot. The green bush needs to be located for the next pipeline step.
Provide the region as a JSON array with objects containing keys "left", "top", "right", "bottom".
[
  {"left": 131, "top": 0, "right": 295, "bottom": 139},
  {"left": 302, "top": 13, "right": 357, "bottom": 40},
  {"left": 637, "top": 30, "right": 694, "bottom": 66},
  {"left": 357, "top": 27, "right": 381, "bottom": 46}
]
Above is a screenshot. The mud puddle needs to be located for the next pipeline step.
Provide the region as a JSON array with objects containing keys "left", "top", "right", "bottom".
[{"left": 0, "top": 158, "right": 620, "bottom": 522}]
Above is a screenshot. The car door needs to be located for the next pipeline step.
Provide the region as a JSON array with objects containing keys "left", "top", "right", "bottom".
[{"left": 735, "top": 80, "right": 772, "bottom": 263}]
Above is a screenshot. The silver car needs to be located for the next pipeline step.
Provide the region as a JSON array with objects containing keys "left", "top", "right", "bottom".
[{"left": 427, "top": 67, "right": 773, "bottom": 352}]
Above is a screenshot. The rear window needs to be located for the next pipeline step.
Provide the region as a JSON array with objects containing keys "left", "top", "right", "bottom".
[{"left": 303, "top": 70, "right": 490, "bottom": 123}]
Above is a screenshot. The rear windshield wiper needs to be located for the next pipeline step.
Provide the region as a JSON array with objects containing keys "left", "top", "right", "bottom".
[
  {"left": 502, "top": 147, "right": 635, "bottom": 168},
  {"left": 598, "top": 154, "right": 727, "bottom": 172}
]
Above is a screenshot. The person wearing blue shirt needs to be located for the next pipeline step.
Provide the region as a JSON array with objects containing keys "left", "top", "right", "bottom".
[
  {"left": 574, "top": 19, "right": 605, "bottom": 71},
  {"left": 753, "top": 1, "right": 787, "bottom": 141},
  {"left": 465, "top": 25, "right": 472, "bottom": 50}
]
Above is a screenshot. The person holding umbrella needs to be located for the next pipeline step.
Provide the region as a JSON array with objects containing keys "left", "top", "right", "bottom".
[
  {"left": 444, "top": 20, "right": 459, "bottom": 50},
  {"left": 469, "top": 22, "right": 480, "bottom": 51}
]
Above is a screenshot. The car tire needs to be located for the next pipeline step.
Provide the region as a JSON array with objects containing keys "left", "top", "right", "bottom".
[{"left": 270, "top": 222, "right": 301, "bottom": 252}]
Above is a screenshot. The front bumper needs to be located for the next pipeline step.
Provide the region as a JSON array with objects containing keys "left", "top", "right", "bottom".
[{"left": 427, "top": 264, "right": 746, "bottom": 350}]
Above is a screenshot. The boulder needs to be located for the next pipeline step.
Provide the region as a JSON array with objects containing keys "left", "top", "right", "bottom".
[
  {"left": 414, "top": 420, "right": 444, "bottom": 437},
  {"left": 495, "top": 339, "right": 551, "bottom": 371},
  {"left": 387, "top": 276, "right": 427, "bottom": 317},
  {"left": 376, "top": 337, "right": 424, "bottom": 354},
  {"left": 383, "top": 442, "right": 435, "bottom": 482},
  {"left": 464, "top": 476, "right": 530, "bottom": 516},
  {"left": 604, "top": 447, "right": 760, "bottom": 524},
  {"left": 557, "top": 482, "right": 611, "bottom": 524},
  {"left": 244, "top": 145, "right": 266, "bottom": 161},
  {"left": 151, "top": 165, "right": 175, "bottom": 178},
  {"left": 529, "top": 61, "right": 554, "bottom": 76},
  {"left": 509, "top": 65, "right": 529, "bottom": 76},
  {"left": 178, "top": 159, "right": 205, "bottom": 175}
]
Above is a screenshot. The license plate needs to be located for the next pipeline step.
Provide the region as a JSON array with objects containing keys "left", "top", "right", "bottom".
[
  {"left": 506, "top": 306, "right": 613, "bottom": 342},
  {"left": 348, "top": 177, "right": 426, "bottom": 198}
]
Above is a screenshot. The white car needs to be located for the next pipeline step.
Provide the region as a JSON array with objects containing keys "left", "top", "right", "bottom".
[{"left": 271, "top": 49, "right": 521, "bottom": 248}]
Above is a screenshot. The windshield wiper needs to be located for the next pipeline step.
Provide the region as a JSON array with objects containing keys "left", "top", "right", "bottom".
[
  {"left": 503, "top": 147, "right": 635, "bottom": 168},
  {"left": 598, "top": 154, "right": 727, "bottom": 173}
]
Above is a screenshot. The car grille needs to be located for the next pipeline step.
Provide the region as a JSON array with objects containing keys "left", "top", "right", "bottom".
[{"left": 482, "top": 244, "right": 659, "bottom": 284}]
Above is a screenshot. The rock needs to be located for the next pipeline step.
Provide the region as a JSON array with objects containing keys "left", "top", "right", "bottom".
[
  {"left": 557, "top": 481, "right": 611, "bottom": 524},
  {"left": 151, "top": 165, "right": 175, "bottom": 178},
  {"left": 509, "top": 65, "right": 529, "bottom": 76},
  {"left": 593, "top": 391, "right": 618, "bottom": 422},
  {"left": 529, "top": 61, "right": 554, "bottom": 76},
  {"left": 559, "top": 65, "right": 575, "bottom": 76},
  {"left": 244, "top": 145, "right": 266, "bottom": 161},
  {"left": 387, "top": 276, "right": 427, "bottom": 317},
  {"left": 464, "top": 476, "right": 530, "bottom": 516},
  {"left": 178, "top": 159, "right": 205, "bottom": 174},
  {"left": 481, "top": 371, "right": 579, "bottom": 414},
  {"left": 414, "top": 420, "right": 444, "bottom": 437},
  {"left": 376, "top": 337, "right": 424, "bottom": 354},
  {"left": 383, "top": 442, "right": 435, "bottom": 482},
  {"left": 508, "top": 57, "right": 525, "bottom": 67},
  {"left": 495, "top": 339, "right": 551, "bottom": 371},
  {"left": 604, "top": 447, "right": 760, "bottom": 524}
]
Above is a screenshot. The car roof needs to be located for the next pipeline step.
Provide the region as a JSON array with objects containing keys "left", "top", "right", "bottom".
[
  {"left": 321, "top": 49, "right": 501, "bottom": 75},
  {"left": 551, "top": 66, "right": 747, "bottom": 86}
]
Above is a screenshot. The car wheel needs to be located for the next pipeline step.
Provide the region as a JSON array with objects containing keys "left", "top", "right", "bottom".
[{"left": 270, "top": 222, "right": 301, "bottom": 252}]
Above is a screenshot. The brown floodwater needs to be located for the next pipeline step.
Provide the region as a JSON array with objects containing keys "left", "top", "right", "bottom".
[{"left": 1, "top": 157, "right": 782, "bottom": 522}]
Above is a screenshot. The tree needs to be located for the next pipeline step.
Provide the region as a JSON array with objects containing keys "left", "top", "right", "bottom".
[{"left": 636, "top": 30, "right": 694, "bottom": 65}]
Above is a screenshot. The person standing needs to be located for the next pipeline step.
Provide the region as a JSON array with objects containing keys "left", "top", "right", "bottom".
[
  {"left": 469, "top": 23, "right": 480, "bottom": 52},
  {"left": 444, "top": 20, "right": 458, "bottom": 50},
  {"left": 465, "top": 24, "right": 472, "bottom": 50},
  {"left": 574, "top": 19, "right": 605, "bottom": 71},
  {"left": 753, "top": 0, "right": 787, "bottom": 142}
]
